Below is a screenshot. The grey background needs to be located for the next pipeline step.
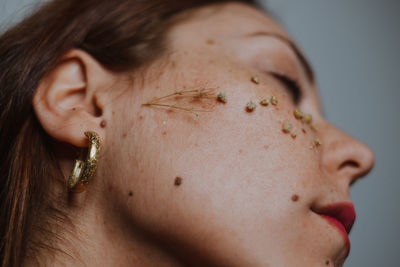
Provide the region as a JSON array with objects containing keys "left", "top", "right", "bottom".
[{"left": 1, "top": 0, "right": 399, "bottom": 266}]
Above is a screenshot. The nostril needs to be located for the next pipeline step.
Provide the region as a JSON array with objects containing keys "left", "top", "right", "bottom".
[{"left": 338, "top": 160, "right": 359, "bottom": 170}]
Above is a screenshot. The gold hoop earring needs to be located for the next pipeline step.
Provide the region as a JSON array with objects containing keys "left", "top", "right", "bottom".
[{"left": 68, "top": 131, "right": 101, "bottom": 192}]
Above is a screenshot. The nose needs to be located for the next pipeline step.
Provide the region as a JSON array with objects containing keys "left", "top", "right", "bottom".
[{"left": 319, "top": 122, "right": 375, "bottom": 187}]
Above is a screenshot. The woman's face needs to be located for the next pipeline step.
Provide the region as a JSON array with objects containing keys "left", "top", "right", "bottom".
[{"left": 103, "top": 3, "right": 374, "bottom": 266}]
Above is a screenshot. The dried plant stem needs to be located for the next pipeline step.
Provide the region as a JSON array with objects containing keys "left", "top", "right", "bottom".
[{"left": 142, "top": 87, "right": 217, "bottom": 116}]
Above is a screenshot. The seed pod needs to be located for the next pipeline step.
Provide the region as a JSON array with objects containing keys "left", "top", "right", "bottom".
[
  {"left": 293, "top": 109, "right": 304, "bottom": 119},
  {"left": 271, "top": 96, "right": 278, "bottom": 105},
  {"left": 251, "top": 75, "right": 259, "bottom": 84},
  {"left": 246, "top": 101, "right": 257, "bottom": 111},
  {"left": 282, "top": 123, "right": 293, "bottom": 133},
  {"left": 260, "top": 98, "right": 270, "bottom": 106},
  {"left": 217, "top": 91, "right": 227, "bottom": 103}
]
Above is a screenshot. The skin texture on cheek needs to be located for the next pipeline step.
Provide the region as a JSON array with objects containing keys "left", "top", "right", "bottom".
[{"left": 103, "top": 5, "right": 342, "bottom": 265}]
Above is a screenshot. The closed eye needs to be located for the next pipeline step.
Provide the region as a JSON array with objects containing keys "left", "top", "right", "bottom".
[{"left": 270, "top": 72, "right": 302, "bottom": 104}]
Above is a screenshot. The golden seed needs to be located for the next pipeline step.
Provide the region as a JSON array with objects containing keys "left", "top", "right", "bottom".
[
  {"left": 260, "top": 98, "right": 270, "bottom": 106},
  {"left": 291, "top": 132, "right": 297, "bottom": 139},
  {"left": 282, "top": 123, "right": 293, "bottom": 133},
  {"left": 246, "top": 101, "right": 257, "bottom": 111},
  {"left": 303, "top": 113, "right": 313, "bottom": 124},
  {"left": 251, "top": 75, "right": 259, "bottom": 84},
  {"left": 271, "top": 96, "right": 278, "bottom": 105},
  {"left": 314, "top": 138, "right": 322, "bottom": 146},
  {"left": 293, "top": 109, "right": 304, "bottom": 119},
  {"left": 217, "top": 91, "right": 227, "bottom": 103}
]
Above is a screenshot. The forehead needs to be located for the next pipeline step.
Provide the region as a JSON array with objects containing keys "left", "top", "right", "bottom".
[{"left": 170, "top": 2, "right": 291, "bottom": 44}]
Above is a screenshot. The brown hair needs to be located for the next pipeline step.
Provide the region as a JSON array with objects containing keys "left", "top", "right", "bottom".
[{"left": 0, "top": 0, "right": 258, "bottom": 266}]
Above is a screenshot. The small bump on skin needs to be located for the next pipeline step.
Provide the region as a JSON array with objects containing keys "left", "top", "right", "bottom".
[
  {"left": 246, "top": 101, "right": 257, "bottom": 112},
  {"left": 325, "top": 260, "right": 330, "bottom": 265},
  {"left": 162, "top": 131, "right": 167, "bottom": 136},
  {"left": 251, "top": 75, "right": 259, "bottom": 84},
  {"left": 291, "top": 194, "right": 299, "bottom": 202},
  {"left": 139, "top": 115, "right": 144, "bottom": 120},
  {"left": 72, "top": 107, "right": 76, "bottom": 111},
  {"left": 128, "top": 191, "right": 133, "bottom": 197},
  {"left": 271, "top": 96, "right": 278, "bottom": 105},
  {"left": 263, "top": 145, "right": 269, "bottom": 151},
  {"left": 238, "top": 149, "right": 243, "bottom": 154},
  {"left": 100, "top": 120, "right": 107, "bottom": 128},
  {"left": 174, "top": 176, "right": 182, "bottom": 186},
  {"left": 290, "top": 132, "right": 297, "bottom": 139},
  {"left": 122, "top": 133, "right": 127, "bottom": 138},
  {"left": 302, "top": 128, "right": 306, "bottom": 134}
]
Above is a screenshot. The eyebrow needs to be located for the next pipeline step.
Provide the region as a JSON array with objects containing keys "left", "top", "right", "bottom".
[{"left": 244, "top": 31, "right": 315, "bottom": 84}]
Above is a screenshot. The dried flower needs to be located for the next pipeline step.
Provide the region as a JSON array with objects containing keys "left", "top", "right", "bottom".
[
  {"left": 251, "top": 75, "right": 259, "bottom": 84},
  {"left": 260, "top": 98, "right": 270, "bottom": 106},
  {"left": 303, "top": 113, "right": 313, "bottom": 124},
  {"left": 271, "top": 95, "right": 278, "bottom": 105},
  {"left": 142, "top": 87, "right": 217, "bottom": 116},
  {"left": 282, "top": 123, "right": 293, "bottom": 133},
  {"left": 217, "top": 91, "right": 227, "bottom": 103},
  {"left": 246, "top": 101, "right": 257, "bottom": 111},
  {"left": 314, "top": 138, "right": 322, "bottom": 146},
  {"left": 293, "top": 109, "right": 304, "bottom": 119},
  {"left": 310, "top": 123, "right": 318, "bottom": 131}
]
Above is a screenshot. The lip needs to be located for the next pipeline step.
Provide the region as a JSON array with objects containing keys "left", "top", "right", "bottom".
[{"left": 312, "top": 202, "right": 356, "bottom": 253}]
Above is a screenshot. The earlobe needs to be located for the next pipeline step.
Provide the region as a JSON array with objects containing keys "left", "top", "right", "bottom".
[{"left": 32, "top": 49, "right": 112, "bottom": 148}]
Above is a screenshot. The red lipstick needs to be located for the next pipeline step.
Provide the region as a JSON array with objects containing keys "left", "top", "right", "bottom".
[{"left": 312, "top": 202, "right": 356, "bottom": 253}]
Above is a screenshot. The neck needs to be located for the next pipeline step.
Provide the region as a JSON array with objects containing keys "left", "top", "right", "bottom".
[{"left": 23, "top": 193, "right": 183, "bottom": 267}]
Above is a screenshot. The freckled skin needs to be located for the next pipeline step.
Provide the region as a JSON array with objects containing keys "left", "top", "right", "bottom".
[{"left": 100, "top": 3, "right": 374, "bottom": 266}]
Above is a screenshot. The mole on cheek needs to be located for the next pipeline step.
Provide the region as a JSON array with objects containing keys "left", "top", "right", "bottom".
[
  {"left": 174, "top": 176, "right": 182, "bottom": 186},
  {"left": 206, "top": 39, "right": 215, "bottom": 45},
  {"left": 121, "top": 133, "right": 127, "bottom": 138},
  {"left": 128, "top": 191, "right": 133, "bottom": 197},
  {"left": 291, "top": 194, "right": 299, "bottom": 202},
  {"left": 100, "top": 120, "right": 107, "bottom": 128},
  {"left": 325, "top": 260, "right": 330, "bottom": 265}
]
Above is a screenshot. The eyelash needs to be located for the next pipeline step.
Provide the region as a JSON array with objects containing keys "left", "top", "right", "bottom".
[{"left": 270, "top": 72, "right": 302, "bottom": 104}]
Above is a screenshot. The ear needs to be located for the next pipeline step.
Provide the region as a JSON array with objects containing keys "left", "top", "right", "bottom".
[{"left": 33, "top": 49, "right": 114, "bottom": 147}]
